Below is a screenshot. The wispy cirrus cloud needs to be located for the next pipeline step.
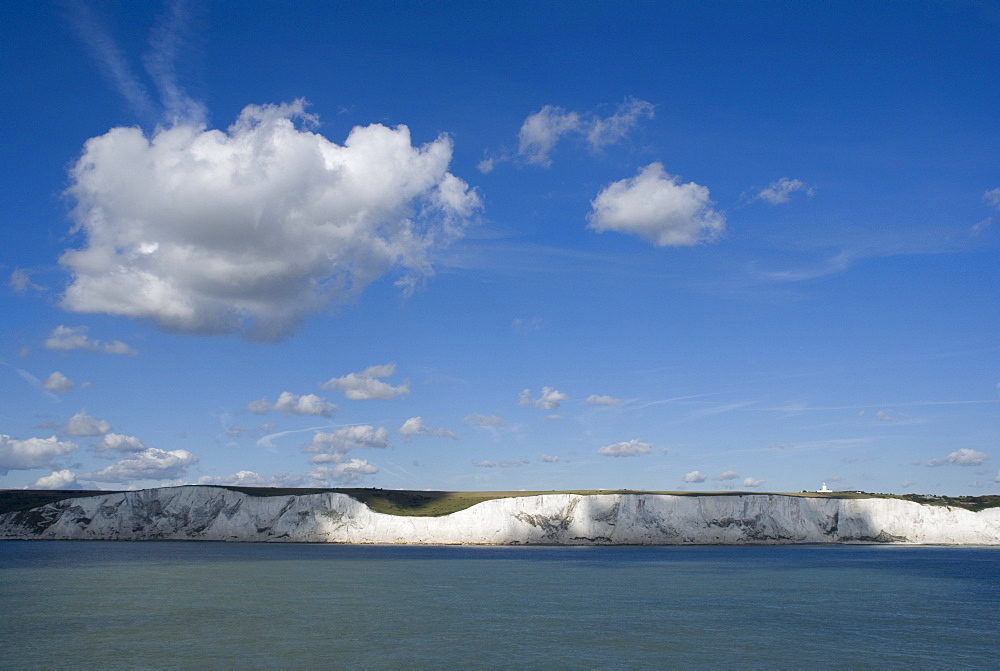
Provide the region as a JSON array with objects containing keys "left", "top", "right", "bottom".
[
  {"left": 142, "top": 0, "right": 205, "bottom": 125},
  {"left": 585, "top": 394, "right": 622, "bottom": 406},
  {"left": 399, "top": 417, "right": 457, "bottom": 441},
  {"left": 9, "top": 269, "right": 44, "bottom": 294},
  {"left": 518, "top": 98, "right": 654, "bottom": 166},
  {"left": 755, "top": 177, "right": 814, "bottom": 205},
  {"left": 197, "top": 470, "right": 308, "bottom": 487},
  {"left": 465, "top": 414, "right": 505, "bottom": 427},
  {"left": 984, "top": 187, "right": 1000, "bottom": 209},
  {"left": 474, "top": 458, "right": 528, "bottom": 468},
  {"left": 479, "top": 98, "right": 653, "bottom": 171},
  {"left": 63, "top": 0, "right": 158, "bottom": 122}
]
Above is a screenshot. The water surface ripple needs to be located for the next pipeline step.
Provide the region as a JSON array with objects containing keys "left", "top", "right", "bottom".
[{"left": 1, "top": 542, "right": 998, "bottom": 669}]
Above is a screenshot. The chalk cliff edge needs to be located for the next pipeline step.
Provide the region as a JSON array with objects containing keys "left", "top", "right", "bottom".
[{"left": 2, "top": 486, "right": 999, "bottom": 544}]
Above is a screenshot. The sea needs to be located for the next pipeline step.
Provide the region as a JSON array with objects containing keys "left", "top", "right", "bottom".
[{"left": 1, "top": 542, "right": 998, "bottom": 669}]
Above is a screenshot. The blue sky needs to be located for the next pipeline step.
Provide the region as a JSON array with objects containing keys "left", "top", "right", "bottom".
[{"left": 1, "top": 1, "right": 998, "bottom": 495}]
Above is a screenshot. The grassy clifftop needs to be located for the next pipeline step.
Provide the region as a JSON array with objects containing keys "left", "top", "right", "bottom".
[
  {"left": 2, "top": 486, "right": 999, "bottom": 518},
  {"left": 0, "top": 489, "right": 122, "bottom": 516}
]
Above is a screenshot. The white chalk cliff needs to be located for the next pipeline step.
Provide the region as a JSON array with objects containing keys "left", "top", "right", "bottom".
[{"left": 2, "top": 486, "right": 999, "bottom": 544}]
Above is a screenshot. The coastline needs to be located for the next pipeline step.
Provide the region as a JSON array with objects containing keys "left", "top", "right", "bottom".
[{"left": 3, "top": 485, "right": 999, "bottom": 545}]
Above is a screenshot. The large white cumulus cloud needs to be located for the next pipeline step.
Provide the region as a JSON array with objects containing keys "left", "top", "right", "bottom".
[
  {"left": 60, "top": 100, "right": 480, "bottom": 341},
  {"left": 0, "top": 435, "right": 78, "bottom": 475},
  {"left": 29, "top": 469, "right": 81, "bottom": 490},
  {"left": 82, "top": 447, "right": 198, "bottom": 483}
]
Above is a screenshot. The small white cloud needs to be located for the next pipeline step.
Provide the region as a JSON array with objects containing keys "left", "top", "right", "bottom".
[
  {"left": 9, "top": 269, "right": 43, "bottom": 294},
  {"left": 43, "top": 325, "right": 136, "bottom": 356},
  {"left": 246, "top": 398, "right": 272, "bottom": 415},
  {"left": 585, "top": 394, "right": 621, "bottom": 406},
  {"left": 597, "top": 439, "right": 652, "bottom": 457},
  {"left": 82, "top": 447, "right": 198, "bottom": 483},
  {"left": 465, "top": 414, "right": 505, "bottom": 427},
  {"left": 198, "top": 470, "right": 267, "bottom": 486},
  {"left": 714, "top": 470, "right": 740, "bottom": 481},
  {"left": 971, "top": 217, "right": 992, "bottom": 236},
  {"left": 541, "top": 454, "right": 560, "bottom": 463},
  {"left": 743, "top": 477, "right": 765, "bottom": 487},
  {"left": 197, "top": 470, "right": 307, "bottom": 487},
  {"left": 874, "top": 409, "right": 909, "bottom": 422},
  {"left": 477, "top": 157, "right": 495, "bottom": 174},
  {"left": 307, "top": 459, "right": 378, "bottom": 485},
  {"left": 41, "top": 372, "right": 74, "bottom": 394},
  {"left": 304, "top": 425, "right": 390, "bottom": 454},
  {"left": 517, "top": 98, "right": 653, "bottom": 166},
  {"left": 96, "top": 433, "right": 147, "bottom": 454},
  {"left": 29, "top": 469, "right": 81, "bottom": 490},
  {"left": 102, "top": 340, "right": 137, "bottom": 356},
  {"left": 984, "top": 187, "right": 1000, "bottom": 209},
  {"left": 247, "top": 392, "right": 337, "bottom": 417},
  {"left": 512, "top": 317, "right": 542, "bottom": 333},
  {"left": 519, "top": 387, "right": 567, "bottom": 410},
  {"left": 518, "top": 106, "right": 583, "bottom": 166},
  {"left": 0, "top": 435, "right": 78, "bottom": 474},
  {"left": 586, "top": 98, "right": 655, "bottom": 149},
  {"left": 926, "top": 449, "right": 989, "bottom": 467},
  {"left": 683, "top": 470, "right": 707, "bottom": 483},
  {"left": 60, "top": 101, "right": 479, "bottom": 341},
  {"left": 278, "top": 392, "right": 337, "bottom": 417},
  {"left": 588, "top": 163, "right": 725, "bottom": 247},
  {"left": 398, "top": 417, "right": 458, "bottom": 440},
  {"left": 474, "top": 458, "right": 528, "bottom": 468},
  {"left": 64, "top": 410, "right": 112, "bottom": 436},
  {"left": 756, "top": 177, "right": 814, "bottom": 205},
  {"left": 320, "top": 364, "right": 409, "bottom": 400}
]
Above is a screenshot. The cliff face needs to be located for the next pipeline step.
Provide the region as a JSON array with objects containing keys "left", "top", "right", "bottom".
[{"left": 2, "top": 486, "right": 999, "bottom": 545}]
